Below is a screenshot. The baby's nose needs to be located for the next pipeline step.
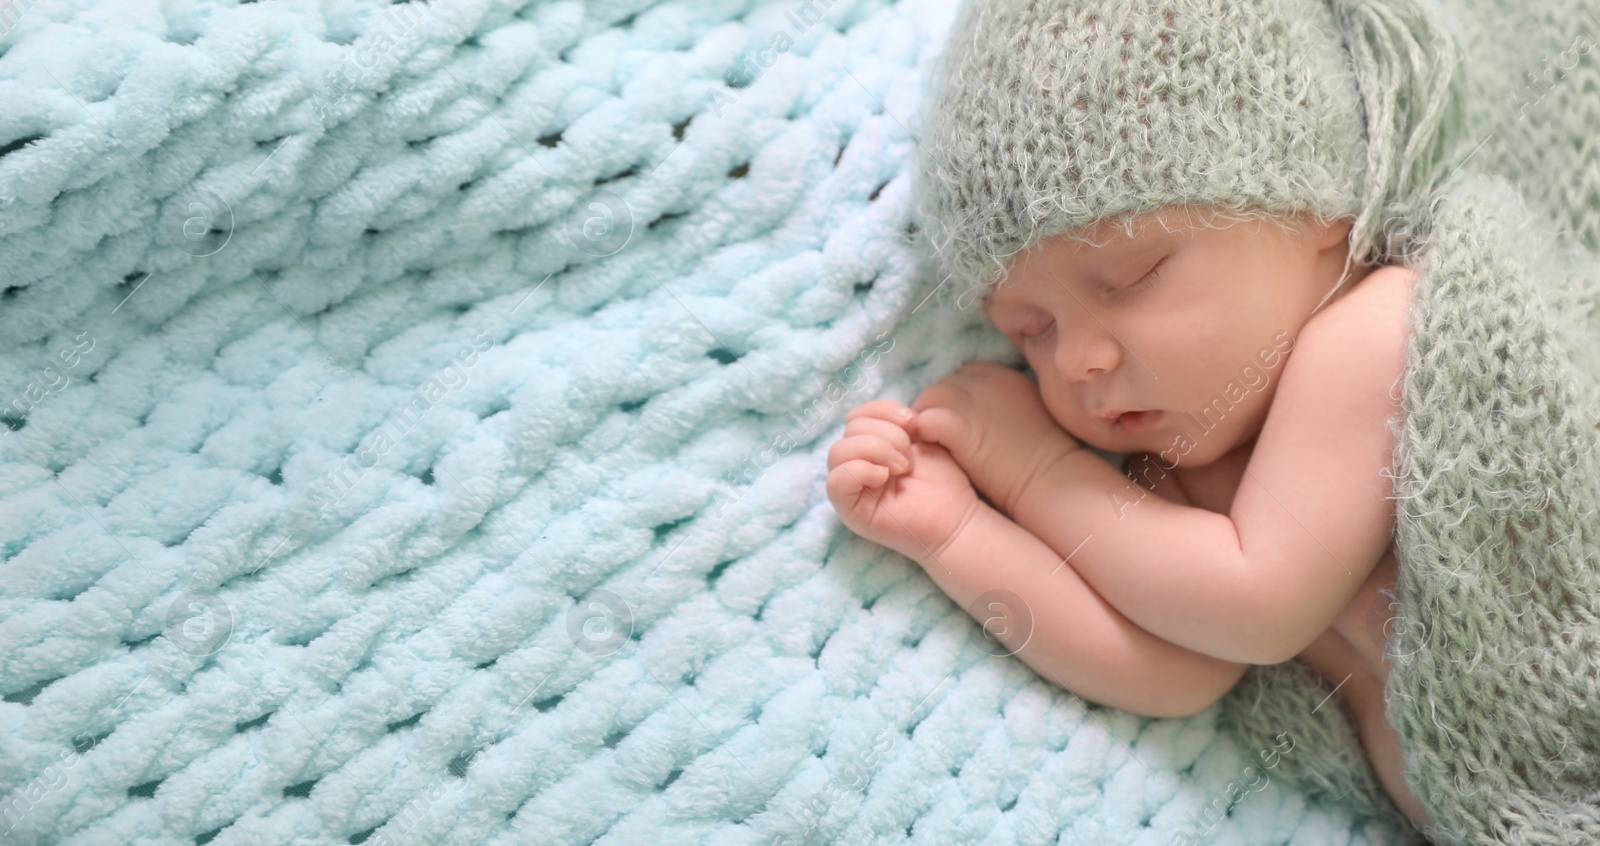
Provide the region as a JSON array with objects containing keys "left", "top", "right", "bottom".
[{"left": 1054, "top": 331, "right": 1120, "bottom": 381}]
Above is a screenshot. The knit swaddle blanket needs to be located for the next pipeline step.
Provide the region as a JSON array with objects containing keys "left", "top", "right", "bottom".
[
  {"left": 0, "top": 2, "right": 1593, "bottom": 846},
  {"left": 1219, "top": 169, "right": 1600, "bottom": 845},
  {"left": 1216, "top": 0, "right": 1600, "bottom": 840}
]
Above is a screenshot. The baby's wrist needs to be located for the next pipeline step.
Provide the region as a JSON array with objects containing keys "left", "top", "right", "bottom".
[
  {"left": 992, "top": 434, "right": 1082, "bottom": 518},
  {"left": 918, "top": 495, "right": 987, "bottom": 570}
]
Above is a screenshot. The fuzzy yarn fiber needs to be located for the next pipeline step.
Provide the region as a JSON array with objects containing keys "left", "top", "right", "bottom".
[
  {"left": 1219, "top": 168, "right": 1600, "bottom": 846},
  {"left": 908, "top": 0, "right": 1374, "bottom": 310},
  {"left": 1217, "top": 1, "right": 1600, "bottom": 842},
  {"left": 0, "top": 2, "right": 1595, "bottom": 846}
]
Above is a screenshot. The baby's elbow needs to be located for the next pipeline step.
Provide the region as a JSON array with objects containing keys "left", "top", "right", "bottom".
[
  {"left": 1157, "top": 660, "right": 1253, "bottom": 719},
  {"left": 1247, "top": 621, "right": 1320, "bottom": 666},
  {"left": 1127, "top": 690, "right": 1213, "bottom": 720},
  {"left": 1205, "top": 626, "right": 1294, "bottom": 667},
  {"left": 1237, "top": 578, "right": 1320, "bottom": 666},
  {"left": 1155, "top": 691, "right": 1224, "bottom": 720}
]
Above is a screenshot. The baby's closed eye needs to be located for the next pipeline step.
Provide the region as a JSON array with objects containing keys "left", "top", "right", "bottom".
[{"left": 1015, "top": 311, "right": 1054, "bottom": 339}]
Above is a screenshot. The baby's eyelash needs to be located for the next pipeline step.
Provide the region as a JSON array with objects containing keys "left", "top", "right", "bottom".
[
  {"left": 1009, "top": 260, "right": 1162, "bottom": 338},
  {"left": 1119, "top": 262, "right": 1164, "bottom": 297},
  {"left": 1016, "top": 313, "right": 1054, "bottom": 338}
]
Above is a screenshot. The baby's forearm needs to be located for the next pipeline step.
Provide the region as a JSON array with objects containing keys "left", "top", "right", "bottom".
[
  {"left": 1006, "top": 449, "right": 1270, "bottom": 665},
  {"left": 917, "top": 498, "right": 1249, "bottom": 718}
]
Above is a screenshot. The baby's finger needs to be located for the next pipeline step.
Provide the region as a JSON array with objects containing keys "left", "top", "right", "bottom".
[
  {"left": 828, "top": 435, "right": 911, "bottom": 473},
  {"left": 912, "top": 406, "right": 970, "bottom": 449},
  {"left": 844, "top": 415, "right": 913, "bottom": 456},
  {"left": 911, "top": 380, "right": 970, "bottom": 414},
  {"left": 845, "top": 399, "right": 916, "bottom": 428},
  {"left": 828, "top": 459, "right": 891, "bottom": 498}
]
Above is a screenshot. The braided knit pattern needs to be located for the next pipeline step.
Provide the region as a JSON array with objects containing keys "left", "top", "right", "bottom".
[{"left": 0, "top": 1, "right": 1413, "bottom": 844}]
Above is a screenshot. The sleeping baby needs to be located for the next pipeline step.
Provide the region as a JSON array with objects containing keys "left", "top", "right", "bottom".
[{"left": 825, "top": 0, "right": 1473, "bottom": 835}]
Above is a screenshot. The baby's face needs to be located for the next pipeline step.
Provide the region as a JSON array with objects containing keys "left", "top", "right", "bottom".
[{"left": 983, "top": 207, "right": 1353, "bottom": 467}]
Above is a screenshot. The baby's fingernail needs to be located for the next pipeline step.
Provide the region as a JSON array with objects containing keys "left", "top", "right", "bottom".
[{"left": 894, "top": 453, "right": 910, "bottom": 471}]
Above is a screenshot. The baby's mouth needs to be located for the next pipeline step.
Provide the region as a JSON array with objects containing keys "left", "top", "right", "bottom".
[{"left": 1114, "top": 410, "right": 1163, "bottom": 434}]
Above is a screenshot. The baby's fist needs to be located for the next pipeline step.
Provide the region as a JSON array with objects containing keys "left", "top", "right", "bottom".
[
  {"left": 826, "top": 400, "right": 980, "bottom": 563},
  {"left": 912, "top": 361, "right": 1081, "bottom": 517}
]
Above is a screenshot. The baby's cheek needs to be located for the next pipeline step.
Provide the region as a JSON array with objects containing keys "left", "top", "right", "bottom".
[{"left": 1039, "top": 392, "right": 1084, "bottom": 439}]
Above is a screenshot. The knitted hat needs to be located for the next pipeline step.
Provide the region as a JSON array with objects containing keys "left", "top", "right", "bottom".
[{"left": 910, "top": 0, "right": 1472, "bottom": 311}]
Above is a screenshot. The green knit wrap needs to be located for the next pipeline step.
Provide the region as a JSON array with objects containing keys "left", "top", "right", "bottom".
[
  {"left": 910, "top": 0, "right": 1472, "bottom": 310},
  {"left": 1217, "top": 1, "right": 1600, "bottom": 840},
  {"left": 1220, "top": 169, "right": 1600, "bottom": 845}
]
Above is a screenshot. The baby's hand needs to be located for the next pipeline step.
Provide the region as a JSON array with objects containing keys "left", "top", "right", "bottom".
[
  {"left": 826, "top": 400, "right": 982, "bottom": 563},
  {"left": 912, "top": 361, "right": 1082, "bottom": 517}
]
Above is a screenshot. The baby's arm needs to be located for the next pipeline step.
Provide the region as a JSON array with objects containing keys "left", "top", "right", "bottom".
[
  {"left": 826, "top": 401, "right": 1246, "bottom": 718},
  {"left": 919, "top": 490, "right": 1250, "bottom": 719},
  {"left": 920, "top": 267, "right": 1414, "bottom": 665}
]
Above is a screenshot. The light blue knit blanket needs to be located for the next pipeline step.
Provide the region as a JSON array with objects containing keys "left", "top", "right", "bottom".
[{"left": 0, "top": 1, "right": 1428, "bottom": 844}]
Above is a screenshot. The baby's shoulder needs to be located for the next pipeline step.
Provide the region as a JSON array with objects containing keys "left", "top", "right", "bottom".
[
  {"left": 1287, "top": 263, "right": 1416, "bottom": 401},
  {"left": 1309, "top": 264, "right": 1417, "bottom": 332},
  {"left": 1350, "top": 263, "right": 1418, "bottom": 302}
]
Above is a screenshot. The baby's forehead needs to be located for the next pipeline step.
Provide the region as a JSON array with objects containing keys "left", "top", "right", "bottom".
[
  {"left": 983, "top": 208, "right": 1303, "bottom": 310},
  {"left": 993, "top": 207, "right": 1304, "bottom": 283},
  {"left": 984, "top": 221, "right": 1152, "bottom": 303}
]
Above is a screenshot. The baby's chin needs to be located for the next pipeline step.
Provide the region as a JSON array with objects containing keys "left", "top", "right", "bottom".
[
  {"left": 1061, "top": 419, "right": 1228, "bottom": 469},
  {"left": 1056, "top": 420, "right": 1129, "bottom": 456},
  {"left": 1066, "top": 430, "right": 1121, "bottom": 455}
]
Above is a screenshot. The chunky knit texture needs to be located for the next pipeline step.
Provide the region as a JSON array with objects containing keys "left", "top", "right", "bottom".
[
  {"left": 909, "top": 0, "right": 1472, "bottom": 310},
  {"left": 0, "top": 1, "right": 1595, "bottom": 845},
  {"left": 0, "top": 1, "right": 1421, "bottom": 845}
]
